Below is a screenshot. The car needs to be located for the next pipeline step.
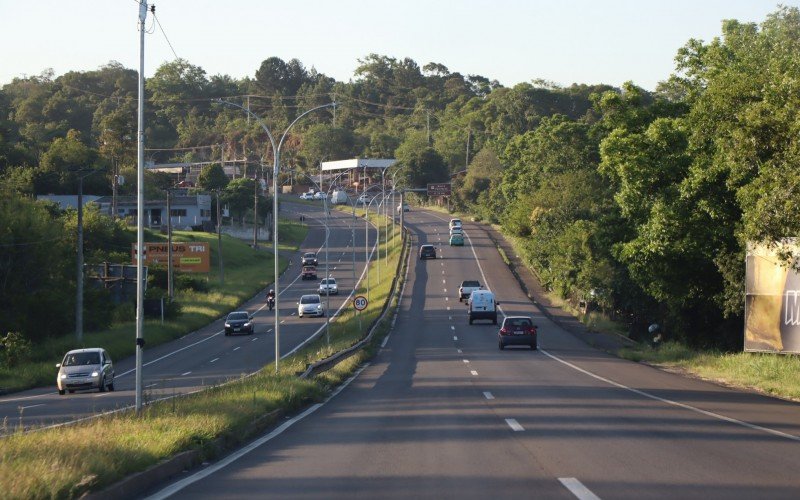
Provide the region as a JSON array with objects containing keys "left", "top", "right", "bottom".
[
  {"left": 458, "top": 280, "right": 481, "bottom": 301},
  {"left": 56, "top": 348, "right": 115, "bottom": 395},
  {"left": 449, "top": 226, "right": 463, "bottom": 235},
  {"left": 330, "top": 190, "right": 348, "bottom": 204},
  {"left": 419, "top": 244, "right": 436, "bottom": 260},
  {"left": 298, "top": 294, "right": 325, "bottom": 317},
  {"left": 302, "top": 252, "right": 318, "bottom": 266},
  {"left": 498, "top": 316, "right": 538, "bottom": 350},
  {"left": 319, "top": 277, "right": 338, "bottom": 295},
  {"left": 449, "top": 218, "right": 462, "bottom": 230},
  {"left": 357, "top": 193, "right": 369, "bottom": 205},
  {"left": 449, "top": 233, "right": 464, "bottom": 246},
  {"left": 299, "top": 192, "right": 314, "bottom": 200},
  {"left": 313, "top": 191, "right": 328, "bottom": 200},
  {"left": 224, "top": 311, "right": 254, "bottom": 336},
  {"left": 301, "top": 265, "right": 318, "bottom": 280},
  {"left": 468, "top": 289, "right": 498, "bottom": 324},
  {"left": 397, "top": 203, "right": 410, "bottom": 213}
]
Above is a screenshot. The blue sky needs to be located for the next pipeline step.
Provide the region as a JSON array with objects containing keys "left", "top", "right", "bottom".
[{"left": 0, "top": 0, "right": 792, "bottom": 90}]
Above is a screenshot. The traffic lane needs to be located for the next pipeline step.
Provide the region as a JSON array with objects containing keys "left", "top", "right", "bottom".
[
  {"left": 457, "top": 320, "right": 800, "bottom": 498},
  {"left": 455, "top": 216, "right": 800, "bottom": 440},
  {"left": 164, "top": 214, "right": 568, "bottom": 500},
  {"left": 0, "top": 210, "right": 366, "bottom": 429}
]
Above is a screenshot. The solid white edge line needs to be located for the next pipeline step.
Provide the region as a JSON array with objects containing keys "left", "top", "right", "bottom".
[
  {"left": 146, "top": 363, "right": 371, "bottom": 500},
  {"left": 540, "top": 349, "right": 800, "bottom": 442},
  {"left": 505, "top": 418, "right": 524, "bottom": 432},
  {"left": 559, "top": 478, "right": 601, "bottom": 500}
]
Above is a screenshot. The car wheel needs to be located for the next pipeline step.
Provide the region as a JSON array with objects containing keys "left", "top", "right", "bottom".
[
  {"left": 498, "top": 341, "right": 505, "bottom": 350},
  {"left": 99, "top": 376, "right": 106, "bottom": 392},
  {"left": 58, "top": 389, "right": 65, "bottom": 395},
  {"left": 225, "top": 331, "right": 230, "bottom": 336},
  {"left": 108, "top": 382, "right": 115, "bottom": 391}
]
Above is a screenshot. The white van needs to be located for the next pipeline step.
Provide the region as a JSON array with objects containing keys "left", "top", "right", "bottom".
[
  {"left": 330, "top": 190, "right": 348, "bottom": 205},
  {"left": 468, "top": 289, "right": 498, "bottom": 325}
]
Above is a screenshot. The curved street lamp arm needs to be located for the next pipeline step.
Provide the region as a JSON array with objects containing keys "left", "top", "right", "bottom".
[
  {"left": 214, "top": 99, "right": 278, "bottom": 158},
  {"left": 277, "top": 102, "right": 337, "bottom": 152}
]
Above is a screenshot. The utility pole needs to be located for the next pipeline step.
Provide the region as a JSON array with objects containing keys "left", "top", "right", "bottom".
[
  {"left": 332, "top": 93, "right": 336, "bottom": 126},
  {"left": 322, "top": 162, "right": 330, "bottom": 345},
  {"left": 167, "top": 188, "right": 174, "bottom": 300},
  {"left": 135, "top": 0, "right": 151, "bottom": 413},
  {"left": 253, "top": 175, "right": 258, "bottom": 249},
  {"left": 465, "top": 128, "right": 471, "bottom": 169},
  {"left": 216, "top": 189, "right": 224, "bottom": 284},
  {"left": 76, "top": 175, "right": 85, "bottom": 344}
]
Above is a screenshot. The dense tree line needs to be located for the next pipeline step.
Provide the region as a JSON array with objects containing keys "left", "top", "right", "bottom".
[{"left": 1, "top": 7, "right": 798, "bottom": 348}]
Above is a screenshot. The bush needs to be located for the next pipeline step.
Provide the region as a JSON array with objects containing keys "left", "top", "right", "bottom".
[
  {"left": 111, "top": 302, "right": 135, "bottom": 324},
  {"left": 175, "top": 273, "right": 209, "bottom": 292},
  {"left": 1, "top": 332, "right": 32, "bottom": 367}
]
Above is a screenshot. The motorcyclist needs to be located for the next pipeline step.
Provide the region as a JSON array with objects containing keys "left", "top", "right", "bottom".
[{"left": 266, "top": 289, "right": 275, "bottom": 310}]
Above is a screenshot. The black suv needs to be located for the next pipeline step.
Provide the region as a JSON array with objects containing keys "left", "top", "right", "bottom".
[
  {"left": 419, "top": 244, "right": 436, "bottom": 260},
  {"left": 302, "top": 252, "right": 318, "bottom": 266}
]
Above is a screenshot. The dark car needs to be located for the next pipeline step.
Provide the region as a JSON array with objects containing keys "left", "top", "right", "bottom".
[
  {"left": 419, "top": 244, "right": 436, "bottom": 260},
  {"left": 302, "top": 252, "right": 318, "bottom": 266},
  {"left": 301, "top": 265, "right": 318, "bottom": 280},
  {"left": 224, "top": 311, "right": 254, "bottom": 336},
  {"left": 498, "top": 316, "right": 537, "bottom": 350}
]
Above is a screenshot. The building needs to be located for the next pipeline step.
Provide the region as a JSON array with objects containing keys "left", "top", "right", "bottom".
[{"left": 93, "top": 194, "right": 213, "bottom": 230}]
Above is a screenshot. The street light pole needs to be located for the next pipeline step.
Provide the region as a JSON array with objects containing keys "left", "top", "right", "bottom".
[
  {"left": 217, "top": 99, "right": 335, "bottom": 373},
  {"left": 76, "top": 175, "right": 85, "bottom": 344},
  {"left": 166, "top": 188, "right": 173, "bottom": 300}
]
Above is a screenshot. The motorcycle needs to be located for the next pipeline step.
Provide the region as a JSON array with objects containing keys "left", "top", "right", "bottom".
[{"left": 267, "top": 295, "right": 275, "bottom": 311}]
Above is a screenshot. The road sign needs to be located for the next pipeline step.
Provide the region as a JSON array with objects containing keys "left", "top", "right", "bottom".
[
  {"left": 427, "top": 182, "right": 451, "bottom": 197},
  {"left": 353, "top": 295, "right": 368, "bottom": 311}
]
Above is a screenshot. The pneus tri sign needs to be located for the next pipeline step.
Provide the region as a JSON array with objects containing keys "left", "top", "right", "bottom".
[
  {"left": 745, "top": 241, "right": 800, "bottom": 353},
  {"left": 131, "top": 242, "right": 210, "bottom": 273}
]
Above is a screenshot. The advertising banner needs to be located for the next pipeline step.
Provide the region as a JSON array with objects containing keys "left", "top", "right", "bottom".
[
  {"left": 132, "top": 242, "right": 210, "bottom": 273},
  {"left": 745, "top": 241, "right": 800, "bottom": 353}
]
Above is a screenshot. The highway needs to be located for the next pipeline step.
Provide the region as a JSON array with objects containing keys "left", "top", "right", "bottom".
[
  {"left": 151, "top": 208, "right": 800, "bottom": 499},
  {"left": 0, "top": 201, "right": 375, "bottom": 432}
]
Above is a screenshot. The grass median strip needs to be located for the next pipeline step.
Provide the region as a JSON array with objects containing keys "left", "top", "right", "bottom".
[{"left": 0, "top": 212, "right": 406, "bottom": 499}]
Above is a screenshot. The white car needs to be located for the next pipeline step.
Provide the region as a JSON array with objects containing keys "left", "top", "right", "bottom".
[
  {"left": 397, "top": 203, "right": 410, "bottom": 213},
  {"left": 297, "top": 294, "right": 325, "bottom": 317},
  {"left": 313, "top": 191, "right": 328, "bottom": 200},
  {"left": 449, "top": 218, "right": 462, "bottom": 230},
  {"left": 299, "top": 192, "right": 314, "bottom": 200},
  {"left": 318, "top": 278, "right": 338, "bottom": 295},
  {"left": 56, "top": 348, "right": 115, "bottom": 395},
  {"left": 357, "top": 193, "right": 369, "bottom": 205}
]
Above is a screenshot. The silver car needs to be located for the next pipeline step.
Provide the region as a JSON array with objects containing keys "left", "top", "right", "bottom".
[
  {"left": 56, "top": 348, "right": 115, "bottom": 395},
  {"left": 297, "top": 294, "right": 325, "bottom": 317}
]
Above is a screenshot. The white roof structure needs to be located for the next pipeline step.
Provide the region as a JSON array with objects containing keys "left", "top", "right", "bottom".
[{"left": 321, "top": 158, "right": 396, "bottom": 171}]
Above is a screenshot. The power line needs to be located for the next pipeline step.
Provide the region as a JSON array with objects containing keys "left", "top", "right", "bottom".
[{"left": 152, "top": 11, "right": 179, "bottom": 60}]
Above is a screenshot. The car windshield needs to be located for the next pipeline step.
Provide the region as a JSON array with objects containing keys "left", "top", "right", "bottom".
[
  {"left": 321, "top": 279, "right": 335, "bottom": 285},
  {"left": 63, "top": 352, "right": 100, "bottom": 366},
  {"left": 304, "top": 253, "right": 315, "bottom": 258},
  {"left": 505, "top": 318, "right": 532, "bottom": 327},
  {"left": 300, "top": 295, "right": 320, "bottom": 304},
  {"left": 228, "top": 312, "right": 248, "bottom": 321}
]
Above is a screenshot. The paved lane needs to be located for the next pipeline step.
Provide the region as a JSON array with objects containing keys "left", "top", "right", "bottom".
[{"left": 152, "top": 208, "right": 800, "bottom": 499}]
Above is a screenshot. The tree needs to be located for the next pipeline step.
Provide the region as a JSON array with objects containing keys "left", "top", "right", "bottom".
[
  {"left": 197, "top": 163, "right": 229, "bottom": 191},
  {"left": 394, "top": 131, "right": 449, "bottom": 189}
]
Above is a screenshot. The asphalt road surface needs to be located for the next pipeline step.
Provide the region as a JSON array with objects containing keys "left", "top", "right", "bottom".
[
  {"left": 0, "top": 201, "right": 376, "bottom": 432},
  {"left": 150, "top": 208, "right": 800, "bottom": 500}
]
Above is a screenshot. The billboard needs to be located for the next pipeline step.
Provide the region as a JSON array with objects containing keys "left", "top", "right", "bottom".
[
  {"left": 745, "top": 241, "right": 800, "bottom": 353},
  {"left": 427, "top": 182, "right": 451, "bottom": 197},
  {"left": 132, "top": 242, "right": 210, "bottom": 273}
]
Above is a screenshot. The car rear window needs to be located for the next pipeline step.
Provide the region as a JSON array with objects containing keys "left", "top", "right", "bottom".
[
  {"left": 462, "top": 281, "right": 480, "bottom": 287},
  {"left": 505, "top": 318, "right": 532, "bottom": 327}
]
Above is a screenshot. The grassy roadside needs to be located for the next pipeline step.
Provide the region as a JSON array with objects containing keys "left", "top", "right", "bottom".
[
  {"left": 0, "top": 211, "right": 406, "bottom": 499},
  {"left": 0, "top": 219, "right": 307, "bottom": 394}
]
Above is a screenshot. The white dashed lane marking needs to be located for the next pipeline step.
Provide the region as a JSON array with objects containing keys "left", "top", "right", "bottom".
[
  {"left": 210, "top": 358, "right": 219, "bottom": 363},
  {"left": 453, "top": 336, "right": 458, "bottom": 341},
  {"left": 470, "top": 370, "right": 479, "bottom": 376},
  {"left": 181, "top": 371, "right": 192, "bottom": 376},
  {"left": 20, "top": 404, "right": 45, "bottom": 409},
  {"left": 233, "top": 347, "right": 240, "bottom": 351},
  {"left": 559, "top": 478, "right": 601, "bottom": 500},
  {"left": 505, "top": 419, "right": 524, "bottom": 432},
  {"left": 483, "top": 392, "right": 494, "bottom": 400},
  {"left": 462, "top": 359, "right": 469, "bottom": 364}
]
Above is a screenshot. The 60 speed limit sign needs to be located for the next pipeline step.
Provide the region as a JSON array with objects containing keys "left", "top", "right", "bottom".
[{"left": 353, "top": 295, "right": 368, "bottom": 311}]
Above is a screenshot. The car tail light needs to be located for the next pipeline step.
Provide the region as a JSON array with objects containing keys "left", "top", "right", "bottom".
[
  {"left": 529, "top": 327, "right": 537, "bottom": 334},
  {"left": 500, "top": 328, "right": 509, "bottom": 335}
]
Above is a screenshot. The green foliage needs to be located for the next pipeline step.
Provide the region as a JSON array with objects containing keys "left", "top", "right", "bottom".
[
  {"left": 197, "top": 163, "right": 229, "bottom": 191},
  {"left": 395, "top": 130, "right": 449, "bottom": 189},
  {"left": 1, "top": 332, "right": 32, "bottom": 367}
]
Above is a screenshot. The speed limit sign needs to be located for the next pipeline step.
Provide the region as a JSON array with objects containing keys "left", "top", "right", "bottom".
[{"left": 353, "top": 295, "right": 368, "bottom": 311}]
